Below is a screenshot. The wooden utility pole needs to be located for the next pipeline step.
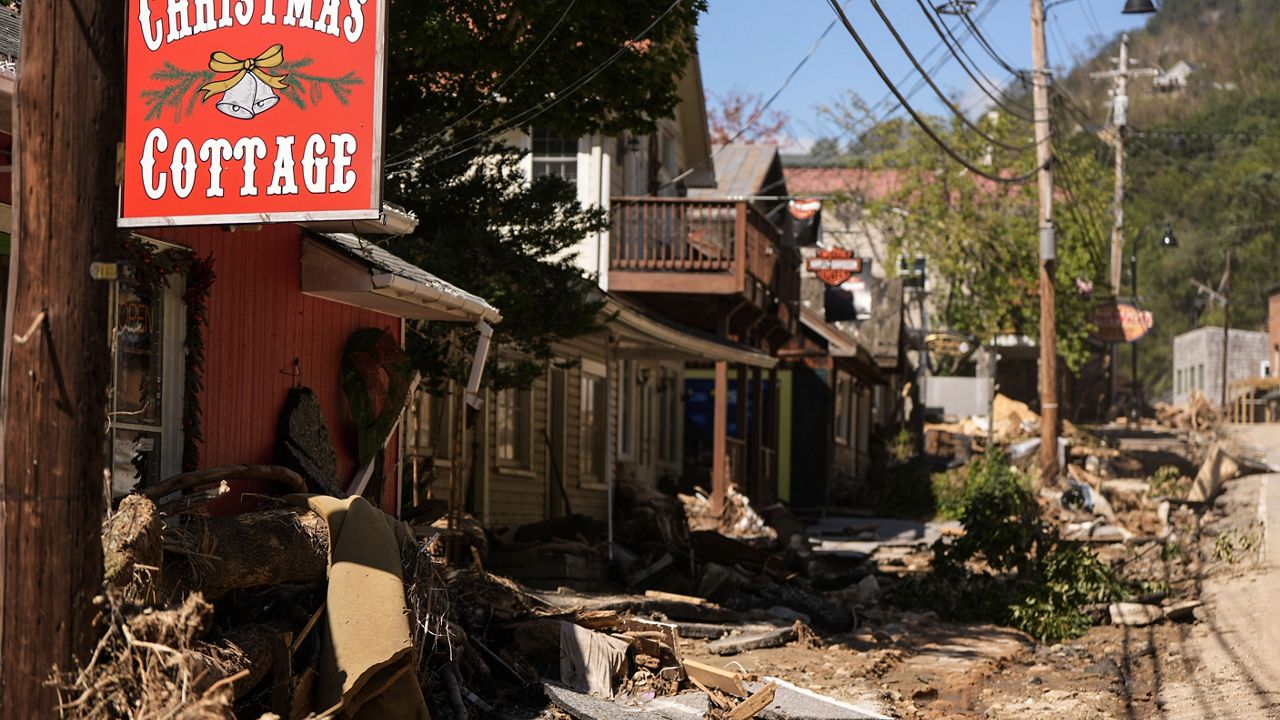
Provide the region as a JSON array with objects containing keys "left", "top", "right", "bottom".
[
  {"left": 1030, "top": 0, "right": 1059, "bottom": 483},
  {"left": 1092, "top": 35, "right": 1157, "bottom": 413},
  {"left": 0, "top": 2, "right": 125, "bottom": 714}
]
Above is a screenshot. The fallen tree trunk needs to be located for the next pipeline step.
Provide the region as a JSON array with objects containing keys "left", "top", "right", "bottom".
[
  {"left": 103, "top": 494, "right": 164, "bottom": 592},
  {"left": 142, "top": 464, "right": 308, "bottom": 501},
  {"left": 162, "top": 507, "right": 330, "bottom": 599}
]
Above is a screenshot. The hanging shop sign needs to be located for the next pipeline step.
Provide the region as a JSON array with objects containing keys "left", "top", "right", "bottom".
[
  {"left": 924, "top": 331, "right": 974, "bottom": 359},
  {"left": 807, "top": 247, "right": 861, "bottom": 287},
  {"left": 822, "top": 253, "right": 873, "bottom": 323},
  {"left": 783, "top": 198, "right": 822, "bottom": 246},
  {"left": 1089, "top": 301, "right": 1154, "bottom": 343},
  {"left": 120, "top": 0, "right": 386, "bottom": 227}
]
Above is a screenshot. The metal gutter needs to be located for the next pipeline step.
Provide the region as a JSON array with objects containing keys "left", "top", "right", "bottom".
[{"left": 371, "top": 273, "right": 503, "bottom": 325}]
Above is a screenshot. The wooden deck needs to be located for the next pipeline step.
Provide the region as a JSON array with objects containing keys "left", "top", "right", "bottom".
[{"left": 608, "top": 198, "right": 800, "bottom": 321}]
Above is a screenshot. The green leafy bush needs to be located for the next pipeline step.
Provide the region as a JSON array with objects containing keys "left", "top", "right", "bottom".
[
  {"left": 890, "top": 454, "right": 1125, "bottom": 644},
  {"left": 1009, "top": 546, "right": 1126, "bottom": 644},
  {"left": 1149, "top": 465, "right": 1189, "bottom": 499}
]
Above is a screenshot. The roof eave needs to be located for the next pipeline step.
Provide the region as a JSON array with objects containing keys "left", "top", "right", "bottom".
[{"left": 370, "top": 273, "right": 502, "bottom": 325}]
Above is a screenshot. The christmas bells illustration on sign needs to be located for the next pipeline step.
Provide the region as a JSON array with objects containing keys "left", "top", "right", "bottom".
[{"left": 199, "top": 44, "right": 289, "bottom": 119}]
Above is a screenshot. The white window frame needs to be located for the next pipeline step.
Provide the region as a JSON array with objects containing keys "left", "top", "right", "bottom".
[
  {"left": 580, "top": 358, "right": 608, "bottom": 487},
  {"left": 108, "top": 236, "right": 187, "bottom": 496},
  {"left": 530, "top": 128, "right": 582, "bottom": 183},
  {"left": 495, "top": 384, "right": 533, "bottom": 471},
  {"left": 616, "top": 359, "right": 637, "bottom": 461}
]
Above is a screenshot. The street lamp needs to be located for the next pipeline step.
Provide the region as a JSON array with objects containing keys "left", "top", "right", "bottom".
[
  {"left": 1122, "top": 0, "right": 1159, "bottom": 13},
  {"left": 1128, "top": 225, "right": 1177, "bottom": 422}
]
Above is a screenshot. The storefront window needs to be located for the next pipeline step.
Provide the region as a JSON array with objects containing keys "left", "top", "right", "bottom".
[
  {"left": 496, "top": 385, "right": 532, "bottom": 469},
  {"left": 108, "top": 246, "right": 185, "bottom": 496}
]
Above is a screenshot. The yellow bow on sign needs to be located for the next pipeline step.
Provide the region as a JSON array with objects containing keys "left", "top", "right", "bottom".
[{"left": 199, "top": 44, "right": 290, "bottom": 101}]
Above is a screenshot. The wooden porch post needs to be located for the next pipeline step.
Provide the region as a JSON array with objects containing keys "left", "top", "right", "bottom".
[
  {"left": 711, "top": 361, "right": 729, "bottom": 514},
  {"left": 749, "top": 366, "right": 763, "bottom": 503},
  {"left": 768, "top": 366, "right": 780, "bottom": 503},
  {"left": 735, "top": 363, "right": 747, "bottom": 492},
  {"left": 0, "top": 1, "right": 125, "bottom": 713}
]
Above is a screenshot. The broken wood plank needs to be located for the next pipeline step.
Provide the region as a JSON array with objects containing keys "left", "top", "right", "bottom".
[
  {"left": 707, "top": 625, "right": 797, "bottom": 656},
  {"left": 683, "top": 658, "right": 747, "bottom": 699},
  {"left": 572, "top": 609, "right": 622, "bottom": 631},
  {"left": 688, "top": 676, "right": 735, "bottom": 710},
  {"left": 643, "top": 589, "right": 709, "bottom": 606},
  {"left": 615, "top": 617, "right": 680, "bottom": 655},
  {"left": 727, "top": 682, "right": 777, "bottom": 720}
]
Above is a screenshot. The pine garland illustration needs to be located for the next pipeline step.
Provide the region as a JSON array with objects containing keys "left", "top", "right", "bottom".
[{"left": 142, "top": 57, "right": 362, "bottom": 122}]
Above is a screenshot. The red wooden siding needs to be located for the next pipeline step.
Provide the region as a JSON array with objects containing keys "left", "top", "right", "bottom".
[{"left": 143, "top": 224, "right": 402, "bottom": 512}]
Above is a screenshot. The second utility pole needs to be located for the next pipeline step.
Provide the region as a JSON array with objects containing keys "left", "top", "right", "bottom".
[
  {"left": 1092, "top": 34, "right": 1158, "bottom": 414},
  {"left": 1030, "top": 0, "right": 1059, "bottom": 483}
]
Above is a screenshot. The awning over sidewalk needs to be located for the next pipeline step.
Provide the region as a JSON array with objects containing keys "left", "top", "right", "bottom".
[
  {"left": 301, "top": 231, "right": 502, "bottom": 324},
  {"left": 605, "top": 294, "right": 777, "bottom": 369}
]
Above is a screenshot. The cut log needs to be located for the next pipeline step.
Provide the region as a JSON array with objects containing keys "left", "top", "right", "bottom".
[
  {"left": 103, "top": 495, "right": 163, "bottom": 591},
  {"left": 163, "top": 508, "right": 329, "bottom": 599}
]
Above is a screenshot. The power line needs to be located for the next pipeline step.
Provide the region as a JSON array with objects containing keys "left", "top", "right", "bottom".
[
  {"left": 1080, "top": 0, "right": 1106, "bottom": 41},
  {"left": 866, "top": 0, "right": 1036, "bottom": 152},
  {"left": 824, "top": 0, "right": 1041, "bottom": 184},
  {"left": 390, "top": 0, "right": 684, "bottom": 172},
  {"left": 833, "top": 0, "right": 1003, "bottom": 145},
  {"left": 958, "top": 6, "right": 1023, "bottom": 78},
  {"left": 661, "top": 5, "right": 845, "bottom": 189},
  {"left": 914, "top": 0, "right": 1035, "bottom": 120}
]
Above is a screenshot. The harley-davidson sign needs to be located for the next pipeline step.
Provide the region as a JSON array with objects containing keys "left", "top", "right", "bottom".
[
  {"left": 1089, "top": 302, "right": 1154, "bottom": 343},
  {"left": 120, "top": 0, "right": 386, "bottom": 226},
  {"left": 807, "top": 248, "right": 862, "bottom": 287}
]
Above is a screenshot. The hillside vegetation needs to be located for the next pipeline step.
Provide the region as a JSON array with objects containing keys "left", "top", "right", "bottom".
[{"left": 1057, "top": 0, "right": 1280, "bottom": 396}]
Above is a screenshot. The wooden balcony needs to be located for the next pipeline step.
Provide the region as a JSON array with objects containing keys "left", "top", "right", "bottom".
[{"left": 609, "top": 197, "right": 798, "bottom": 313}]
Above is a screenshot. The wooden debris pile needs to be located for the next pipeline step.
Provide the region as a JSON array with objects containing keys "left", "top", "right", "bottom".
[
  {"left": 679, "top": 484, "right": 777, "bottom": 540},
  {"left": 1154, "top": 394, "right": 1220, "bottom": 432},
  {"left": 71, "top": 458, "right": 882, "bottom": 718}
]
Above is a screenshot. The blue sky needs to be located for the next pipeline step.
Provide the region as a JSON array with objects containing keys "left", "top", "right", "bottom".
[{"left": 697, "top": 0, "right": 1155, "bottom": 151}]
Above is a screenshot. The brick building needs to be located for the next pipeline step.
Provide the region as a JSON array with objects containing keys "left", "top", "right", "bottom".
[{"left": 1172, "top": 326, "right": 1269, "bottom": 406}]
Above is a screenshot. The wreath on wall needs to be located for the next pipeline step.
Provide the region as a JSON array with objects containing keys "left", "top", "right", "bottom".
[{"left": 120, "top": 235, "right": 216, "bottom": 472}]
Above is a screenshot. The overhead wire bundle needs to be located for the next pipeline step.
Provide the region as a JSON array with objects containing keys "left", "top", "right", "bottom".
[{"left": 823, "top": 0, "right": 1043, "bottom": 184}]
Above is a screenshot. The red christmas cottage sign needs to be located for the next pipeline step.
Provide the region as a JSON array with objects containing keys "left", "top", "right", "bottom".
[{"left": 120, "top": 0, "right": 386, "bottom": 227}]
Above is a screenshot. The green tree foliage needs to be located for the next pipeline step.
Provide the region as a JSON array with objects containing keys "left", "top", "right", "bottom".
[
  {"left": 381, "top": 0, "right": 706, "bottom": 389},
  {"left": 817, "top": 92, "right": 1111, "bottom": 371}
]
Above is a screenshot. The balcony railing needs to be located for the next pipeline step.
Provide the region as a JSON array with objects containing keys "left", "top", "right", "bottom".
[{"left": 609, "top": 198, "right": 796, "bottom": 309}]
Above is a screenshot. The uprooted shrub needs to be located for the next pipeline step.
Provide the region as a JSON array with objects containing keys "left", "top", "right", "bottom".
[{"left": 893, "top": 453, "right": 1126, "bottom": 644}]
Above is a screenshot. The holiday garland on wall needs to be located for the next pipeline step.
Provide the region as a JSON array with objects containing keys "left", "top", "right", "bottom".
[
  {"left": 142, "top": 57, "right": 363, "bottom": 123},
  {"left": 119, "top": 235, "right": 216, "bottom": 471}
]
